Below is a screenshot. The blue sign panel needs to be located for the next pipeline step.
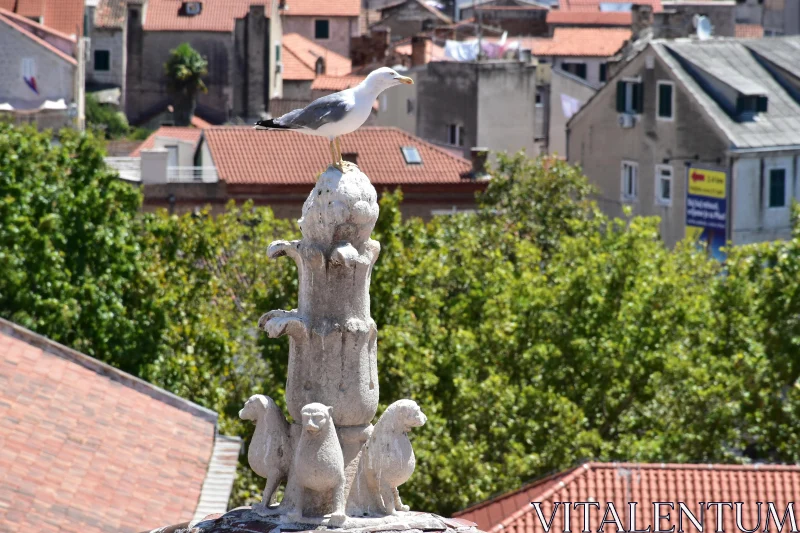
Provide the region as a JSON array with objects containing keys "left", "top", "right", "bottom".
[{"left": 686, "top": 194, "right": 727, "bottom": 230}]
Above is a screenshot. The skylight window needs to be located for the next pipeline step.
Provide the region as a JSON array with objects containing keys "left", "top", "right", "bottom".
[{"left": 401, "top": 146, "right": 422, "bottom": 165}]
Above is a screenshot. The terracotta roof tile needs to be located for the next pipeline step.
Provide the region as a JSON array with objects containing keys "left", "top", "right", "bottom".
[
  {"left": 94, "top": 0, "right": 126, "bottom": 29},
  {"left": 130, "top": 126, "right": 204, "bottom": 156},
  {"left": 270, "top": 98, "right": 313, "bottom": 116},
  {"left": 559, "top": 0, "right": 662, "bottom": 11},
  {"left": 143, "top": 0, "right": 274, "bottom": 32},
  {"left": 284, "top": 0, "right": 361, "bottom": 16},
  {"left": 546, "top": 10, "right": 631, "bottom": 25},
  {"left": 454, "top": 463, "right": 800, "bottom": 533},
  {"left": 0, "top": 319, "right": 219, "bottom": 532},
  {"left": 0, "top": 0, "right": 82, "bottom": 37},
  {"left": 203, "top": 126, "right": 472, "bottom": 185},
  {"left": 532, "top": 27, "right": 631, "bottom": 57},
  {"left": 191, "top": 115, "right": 213, "bottom": 128},
  {"left": 735, "top": 23, "right": 764, "bottom": 38},
  {"left": 282, "top": 33, "right": 352, "bottom": 79},
  {"left": 311, "top": 74, "right": 366, "bottom": 91},
  {"left": 0, "top": 10, "right": 77, "bottom": 65}
]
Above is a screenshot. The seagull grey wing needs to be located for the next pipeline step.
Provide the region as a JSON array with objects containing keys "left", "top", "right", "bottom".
[{"left": 276, "top": 93, "right": 353, "bottom": 130}]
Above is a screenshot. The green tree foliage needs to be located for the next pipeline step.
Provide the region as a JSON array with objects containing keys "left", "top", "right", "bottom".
[
  {"left": 164, "top": 43, "right": 208, "bottom": 127},
  {"left": 2, "top": 129, "right": 800, "bottom": 517},
  {"left": 85, "top": 93, "right": 130, "bottom": 139}
]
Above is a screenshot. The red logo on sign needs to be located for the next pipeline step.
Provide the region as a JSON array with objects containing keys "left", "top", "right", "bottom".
[{"left": 691, "top": 171, "right": 705, "bottom": 182}]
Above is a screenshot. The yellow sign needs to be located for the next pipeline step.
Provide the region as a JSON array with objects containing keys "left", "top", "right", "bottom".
[{"left": 688, "top": 168, "right": 726, "bottom": 199}]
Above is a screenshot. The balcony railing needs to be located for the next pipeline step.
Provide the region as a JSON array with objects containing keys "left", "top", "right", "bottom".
[
  {"left": 105, "top": 157, "right": 141, "bottom": 182},
  {"left": 167, "top": 167, "right": 219, "bottom": 183}
]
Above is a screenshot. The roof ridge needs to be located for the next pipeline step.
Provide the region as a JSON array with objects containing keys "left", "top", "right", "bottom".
[
  {"left": 490, "top": 463, "right": 594, "bottom": 533},
  {"left": 0, "top": 11, "right": 78, "bottom": 66},
  {"left": 0, "top": 318, "right": 218, "bottom": 424},
  {"left": 0, "top": 6, "right": 77, "bottom": 42}
]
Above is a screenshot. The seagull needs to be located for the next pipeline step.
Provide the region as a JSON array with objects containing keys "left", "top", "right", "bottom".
[{"left": 255, "top": 67, "right": 414, "bottom": 168}]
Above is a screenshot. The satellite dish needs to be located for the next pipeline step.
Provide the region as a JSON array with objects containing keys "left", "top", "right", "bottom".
[{"left": 695, "top": 15, "right": 713, "bottom": 40}]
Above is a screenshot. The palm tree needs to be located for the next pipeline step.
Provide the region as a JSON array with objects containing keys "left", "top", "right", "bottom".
[{"left": 164, "top": 43, "right": 208, "bottom": 126}]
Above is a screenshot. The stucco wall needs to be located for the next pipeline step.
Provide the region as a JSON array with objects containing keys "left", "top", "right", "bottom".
[
  {"left": 548, "top": 69, "right": 596, "bottom": 157},
  {"left": 0, "top": 21, "right": 75, "bottom": 108},
  {"left": 281, "top": 16, "right": 356, "bottom": 57},
  {"left": 567, "top": 47, "right": 730, "bottom": 247},
  {"left": 476, "top": 61, "right": 539, "bottom": 158},
  {"left": 732, "top": 154, "right": 800, "bottom": 244},
  {"left": 87, "top": 28, "right": 125, "bottom": 87}
]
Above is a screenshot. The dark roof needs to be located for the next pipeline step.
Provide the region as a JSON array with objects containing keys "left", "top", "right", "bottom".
[
  {"left": 0, "top": 318, "right": 239, "bottom": 532},
  {"left": 652, "top": 37, "right": 800, "bottom": 150}
]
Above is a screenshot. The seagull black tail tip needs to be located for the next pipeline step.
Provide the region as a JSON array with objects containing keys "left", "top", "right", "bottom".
[{"left": 254, "top": 119, "right": 290, "bottom": 130}]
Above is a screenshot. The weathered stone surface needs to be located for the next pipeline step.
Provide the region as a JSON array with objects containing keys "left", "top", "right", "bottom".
[{"left": 178, "top": 508, "right": 481, "bottom": 533}]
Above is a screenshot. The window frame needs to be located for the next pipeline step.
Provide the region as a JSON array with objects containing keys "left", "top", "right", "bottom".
[
  {"left": 401, "top": 146, "right": 422, "bottom": 164},
  {"left": 621, "top": 160, "right": 639, "bottom": 201},
  {"left": 447, "top": 124, "right": 465, "bottom": 147},
  {"left": 655, "top": 164, "right": 673, "bottom": 206},
  {"left": 314, "top": 18, "right": 331, "bottom": 40},
  {"left": 656, "top": 80, "right": 675, "bottom": 122},
  {"left": 94, "top": 49, "right": 111, "bottom": 71},
  {"left": 766, "top": 166, "right": 789, "bottom": 209},
  {"left": 562, "top": 61, "right": 588, "bottom": 80},
  {"left": 617, "top": 77, "right": 643, "bottom": 115}
]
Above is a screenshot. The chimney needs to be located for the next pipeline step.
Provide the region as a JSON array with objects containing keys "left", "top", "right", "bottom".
[
  {"left": 469, "top": 147, "right": 489, "bottom": 178},
  {"left": 411, "top": 36, "right": 427, "bottom": 67},
  {"left": 140, "top": 149, "right": 169, "bottom": 184},
  {"left": 246, "top": 4, "right": 267, "bottom": 120},
  {"left": 631, "top": 4, "right": 654, "bottom": 40}
]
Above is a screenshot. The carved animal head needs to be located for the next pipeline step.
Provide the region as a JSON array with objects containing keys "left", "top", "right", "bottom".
[
  {"left": 387, "top": 399, "right": 427, "bottom": 432},
  {"left": 239, "top": 394, "right": 278, "bottom": 422},
  {"left": 301, "top": 403, "right": 333, "bottom": 435}
]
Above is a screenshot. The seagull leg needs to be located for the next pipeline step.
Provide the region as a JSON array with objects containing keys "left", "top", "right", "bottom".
[
  {"left": 335, "top": 137, "right": 344, "bottom": 167},
  {"left": 329, "top": 140, "right": 338, "bottom": 167}
]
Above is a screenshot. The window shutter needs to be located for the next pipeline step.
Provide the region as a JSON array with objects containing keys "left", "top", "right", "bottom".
[
  {"left": 757, "top": 96, "right": 768, "bottom": 113},
  {"left": 616, "top": 81, "right": 625, "bottom": 112},
  {"left": 634, "top": 82, "right": 644, "bottom": 113}
]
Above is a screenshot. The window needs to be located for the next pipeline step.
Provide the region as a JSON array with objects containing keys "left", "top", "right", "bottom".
[
  {"left": 768, "top": 168, "right": 787, "bottom": 208},
  {"left": 406, "top": 98, "right": 414, "bottom": 114},
  {"left": 448, "top": 124, "right": 465, "bottom": 147},
  {"left": 314, "top": 19, "right": 330, "bottom": 39},
  {"left": 599, "top": 63, "right": 607, "bottom": 83},
  {"left": 315, "top": 57, "right": 325, "bottom": 75},
  {"left": 535, "top": 91, "right": 543, "bottom": 107},
  {"left": 276, "top": 44, "right": 281, "bottom": 62},
  {"left": 621, "top": 161, "right": 638, "bottom": 201},
  {"left": 655, "top": 164, "right": 672, "bottom": 205},
  {"left": 616, "top": 80, "right": 643, "bottom": 114},
  {"left": 657, "top": 81, "right": 674, "bottom": 120},
  {"left": 401, "top": 146, "right": 422, "bottom": 164},
  {"left": 94, "top": 50, "right": 110, "bottom": 71},
  {"left": 562, "top": 62, "right": 587, "bottom": 80}
]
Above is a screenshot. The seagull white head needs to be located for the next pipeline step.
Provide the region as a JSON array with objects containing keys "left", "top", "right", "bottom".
[{"left": 360, "top": 67, "right": 414, "bottom": 94}]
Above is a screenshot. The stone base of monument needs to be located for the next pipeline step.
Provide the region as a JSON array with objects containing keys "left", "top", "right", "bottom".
[{"left": 178, "top": 508, "right": 482, "bottom": 533}]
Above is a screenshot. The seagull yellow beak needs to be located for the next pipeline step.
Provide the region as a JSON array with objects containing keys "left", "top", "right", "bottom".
[{"left": 394, "top": 76, "right": 414, "bottom": 85}]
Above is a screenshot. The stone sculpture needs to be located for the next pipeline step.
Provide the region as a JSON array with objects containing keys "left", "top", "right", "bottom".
[
  {"left": 348, "top": 400, "right": 427, "bottom": 516},
  {"left": 238, "top": 395, "right": 292, "bottom": 508},
  {"left": 223, "top": 163, "right": 474, "bottom": 532},
  {"left": 289, "top": 403, "right": 347, "bottom": 524}
]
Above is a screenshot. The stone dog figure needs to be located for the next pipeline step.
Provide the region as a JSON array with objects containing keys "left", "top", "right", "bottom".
[
  {"left": 348, "top": 399, "right": 427, "bottom": 516},
  {"left": 290, "top": 403, "right": 347, "bottom": 524},
  {"left": 239, "top": 395, "right": 292, "bottom": 508}
]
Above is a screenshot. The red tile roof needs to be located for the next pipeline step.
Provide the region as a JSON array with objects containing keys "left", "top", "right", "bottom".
[
  {"left": 735, "top": 23, "right": 764, "bottom": 38},
  {"left": 533, "top": 27, "right": 631, "bottom": 57},
  {"left": 454, "top": 462, "right": 800, "bottom": 533},
  {"left": 94, "top": 0, "right": 126, "bottom": 29},
  {"left": 191, "top": 115, "right": 213, "bottom": 128},
  {"left": 203, "top": 126, "right": 472, "bottom": 185},
  {"left": 282, "top": 33, "right": 352, "bottom": 80},
  {"left": 0, "top": 9, "right": 77, "bottom": 66},
  {"left": 0, "top": 319, "right": 221, "bottom": 532},
  {"left": 0, "top": 0, "right": 84, "bottom": 36},
  {"left": 558, "top": 0, "right": 662, "bottom": 11},
  {"left": 143, "top": 0, "right": 275, "bottom": 32},
  {"left": 284, "top": 0, "right": 360, "bottom": 17},
  {"left": 546, "top": 10, "right": 631, "bottom": 25},
  {"left": 311, "top": 74, "right": 366, "bottom": 91},
  {"left": 131, "top": 126, "right": 204, "bottom": 156}
]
